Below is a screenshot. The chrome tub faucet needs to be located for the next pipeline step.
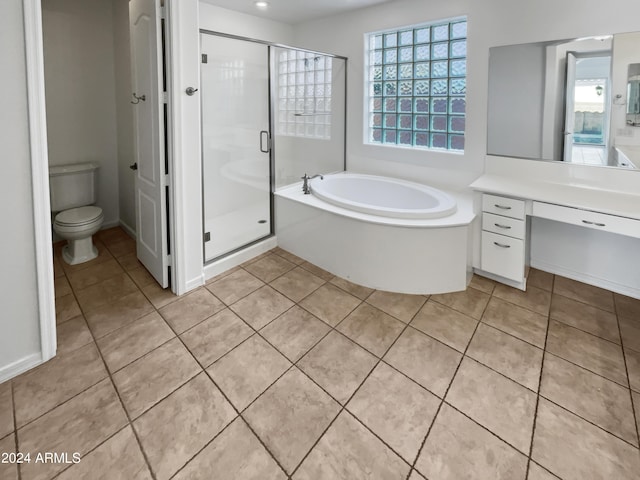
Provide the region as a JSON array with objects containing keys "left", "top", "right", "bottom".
[{"left": 301, "top": 173, "right": 323, "bottom": 194}]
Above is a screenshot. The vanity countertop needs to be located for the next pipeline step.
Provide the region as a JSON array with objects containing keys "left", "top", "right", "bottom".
[
  {"left": 615, "top": 145, "right": 640, "bottom": 169},
  {"left": 470, "top": 174, "right": 640, "bottom": 221}
]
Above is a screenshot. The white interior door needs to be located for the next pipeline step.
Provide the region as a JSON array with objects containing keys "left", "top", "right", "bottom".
[
  {"left": 563, "top": 52, "right": 577, "bottom": 163},
  {"left": 130, "top": 0, "right": 169, "bottom": 287},
  {"left": 201, "top": 34, "right": 272, "bottom": 261}
]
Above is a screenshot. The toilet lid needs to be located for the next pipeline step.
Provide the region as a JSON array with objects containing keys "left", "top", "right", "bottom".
[{"left": 55, "top": 206, "right": 103, "bottom": 226}]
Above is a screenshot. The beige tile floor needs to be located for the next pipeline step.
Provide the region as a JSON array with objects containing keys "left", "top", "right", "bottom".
[{"left": 1, "top": 227, "right": 640, "bottom": 479}]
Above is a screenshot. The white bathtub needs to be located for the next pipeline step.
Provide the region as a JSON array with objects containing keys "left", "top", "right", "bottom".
[
  {"left": 275, "top": 172, "right": 476, "bottom": 294},
  {"left": 310, "top": 173, "right": 457, "bottom": 219}
]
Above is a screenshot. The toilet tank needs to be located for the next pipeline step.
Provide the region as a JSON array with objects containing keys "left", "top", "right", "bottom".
[{"left": 49, "top": 162, "right": 100, "bottom": 212}]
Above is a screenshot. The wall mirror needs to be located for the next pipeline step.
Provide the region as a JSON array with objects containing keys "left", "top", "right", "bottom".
[{"left": 487, "top": 31, "right": 640, "bottom": 168}]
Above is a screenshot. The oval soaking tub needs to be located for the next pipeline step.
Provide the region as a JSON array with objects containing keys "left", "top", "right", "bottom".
[
  {"left": 275, "top": 172, "right": 476, "bottom": 294},
  {"left": 309, "top": 173, "right": 457, "bottom": 219}
]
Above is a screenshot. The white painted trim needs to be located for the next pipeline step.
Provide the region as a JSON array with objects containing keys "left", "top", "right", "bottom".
[
  {"left": 531, "top": 259, "right": 640, "bottom": 300},
  {"left": 23, "top": 0, "right": 56, "bottom": 362},
  {"left": 118, "top": 219, "right": 137, "bottom": 239},
  {"left": 165, "top": 0, "right": 186, "bottom": 295},
  {"left": 0, "top": 352, "right": 43, "bottom": 384},
  {"left": 202, "top": 236, "right": 277, "bottom": 282},
  {"left": 100, "top": 219, "right": 121, "bottom": 230},
  {"left": 165, "top": 0, "right": 203, "bottom": 295},
  {"left": 185, "top": 274, "right": 206, "bottom": 292}
]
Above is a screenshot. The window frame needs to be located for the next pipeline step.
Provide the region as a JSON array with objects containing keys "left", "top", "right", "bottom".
[{"left": 364, "top": 17, "right": 467, "bottom": 152}]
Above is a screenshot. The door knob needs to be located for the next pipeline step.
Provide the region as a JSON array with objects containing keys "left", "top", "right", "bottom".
[
  {"left": 186, "top": 87, "right": 198, "bottom": 96},
  {"left": 130, "top": 163, "right": 138, "bottom": 170}
]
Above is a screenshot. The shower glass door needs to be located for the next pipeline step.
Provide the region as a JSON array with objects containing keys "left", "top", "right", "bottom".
[{"left": 201, "top": 33, "right": 272, "bottom": 262}]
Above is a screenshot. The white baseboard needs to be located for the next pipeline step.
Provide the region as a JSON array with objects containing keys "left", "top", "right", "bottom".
[
  {"left": 100, "top": 219, "right": 121, "bottom": 230},
  {"left": 185, "top": 275, "right": 205, "bottom": 292},
  {"left": 0, "top": 352, "right": 44, "bottom": 384},
  {"left": 203, "top": 237, "right": 278, "bottom": 283},
  {"left": 118, "top": 220, "right": 136, "bottom": 239},
  {"left": 531, "top": 260, "right": 640, "bottom": 300}
]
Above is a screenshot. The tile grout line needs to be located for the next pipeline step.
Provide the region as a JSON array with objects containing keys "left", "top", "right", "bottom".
[
  {"left": 524, "top": 273, "right": 554, "bottom": 480},
  {"left": 411, "top": 314, "right": 640, "bottom": 450},
  {"left": 288, "top": 309, "right": 419, "bottom": 477},
  {"left": 552, "top": 288, "right": 618, "bottom": 315},
  {"left": 74, "top": 278, "right": 161, "bottom": 480},
  {"left": 613, "top": 297, "right": 640, "bottom": 449},
  {"left": 25, "top": 253, "right": 159, "bottom": 480},
  {"left": 541, "top": 349, "right": 630, "bottom": 390},
  {"left": 11, "top": 381, "right": 22, "bottom": 480},
  {"left": 48, "top": 425, "right": 132, "bottom": 480},
  {"left": 225, "top": 274, "right": 608, "bottom": 476},
  {"left": 535, "top": 395, "right": 640, "bottom": 449},
  {"left": 222, "top": 284, "right": 417, "bottom": 476},
  {"left": 403, "top": 298, "right": 488, "bottom": 480},
  {"left": 54, "top": 249, "right": 340, "bottom": 479},
  {"left": 205, "top": 275, "right": 371, "bottom": 475},
  {"left": 40, "top": 234, "right": 267, "bottom": 478},
  {"left": 156, "top": 288, "right": 293, "bottom": 479},
  {"left": 38, "top": 244, "right": 640, "bottom": 478},
  {"left": 547, "top": 312, "right": 626, "bottom": 349}
]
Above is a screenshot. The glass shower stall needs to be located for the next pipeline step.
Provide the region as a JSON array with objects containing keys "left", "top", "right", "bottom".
[{"left": 200, "top": 31, "right": 346, "bottom": 263}]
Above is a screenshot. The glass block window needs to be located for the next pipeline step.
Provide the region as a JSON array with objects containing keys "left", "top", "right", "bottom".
[
  {"left": 367, "top": 18, "right": 466, "bottom": 151},
  {"left": 276, "top": 49, "right": 332, "bottom": 139}
]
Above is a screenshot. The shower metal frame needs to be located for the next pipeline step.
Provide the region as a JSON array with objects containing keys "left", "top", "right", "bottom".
[{"left": 199, "top": 29, "right": 348, "bottom": 266}]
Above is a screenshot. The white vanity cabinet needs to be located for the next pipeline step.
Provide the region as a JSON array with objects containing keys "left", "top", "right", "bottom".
[
  {"left": 480, "top": 194, "right": 527, "bottom": 284},
  {"left": 470, "top": 156, "right": 640, "bottom": 298}
]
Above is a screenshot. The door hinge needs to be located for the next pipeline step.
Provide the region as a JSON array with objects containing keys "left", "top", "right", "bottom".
[
  {"left": 162, "top": 91, "right": 168, "bottom": 104},
  {"left": 165, "top": 254, "right": 172, "bottom": 267},
  {"left": 204, "top": 232, "right": 211, "bottom": 242},
  {"left": 201, "top": 54, "right": 208, "bottom": 64},
  {"left": 160, "top": 5, "right": 166, "bottom": 19}
]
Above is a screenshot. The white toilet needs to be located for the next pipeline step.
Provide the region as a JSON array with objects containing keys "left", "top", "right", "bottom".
[{"left": 49, "top": 163, "right": 104, "bottom": 265}]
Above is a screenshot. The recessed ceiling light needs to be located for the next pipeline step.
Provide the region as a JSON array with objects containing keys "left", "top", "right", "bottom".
[{"left": 255, "top": 1, "right": 269, "bottom": 9}]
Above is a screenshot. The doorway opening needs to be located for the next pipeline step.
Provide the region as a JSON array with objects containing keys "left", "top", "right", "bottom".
[{"left": 563, "top": 52, "right": 612, "bottom": 165}]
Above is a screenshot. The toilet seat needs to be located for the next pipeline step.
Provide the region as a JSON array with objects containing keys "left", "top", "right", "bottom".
[{"left": 55, "top": 206, "right": 103, "bottom": 227}]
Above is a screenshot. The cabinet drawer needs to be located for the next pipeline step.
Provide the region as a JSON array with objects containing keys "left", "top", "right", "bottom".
[
  {"left": 482, "top": 194, "right": 525, "bottom": 220},
  {"left": 532, "top": 202, "right": 640, "bottom": 238},
  {"left": 482, "top": 212, "right": 525, "bottom": 239},
  {"left": 481, "top": 231, "right": 525, "bottom": 282}
]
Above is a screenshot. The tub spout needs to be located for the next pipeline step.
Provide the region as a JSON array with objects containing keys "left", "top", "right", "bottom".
[{"left": 301, "top": 173, "right": 324, "bottom": 194}]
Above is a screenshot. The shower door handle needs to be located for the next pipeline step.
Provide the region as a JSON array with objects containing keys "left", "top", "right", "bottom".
[{"left": 260, "top": 130, "right": 271, "bottom": 153}]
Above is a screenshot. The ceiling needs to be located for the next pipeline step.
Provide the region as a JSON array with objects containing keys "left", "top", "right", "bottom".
[{"left": 200, "top": 0, "right": 398, "bottom": 24}]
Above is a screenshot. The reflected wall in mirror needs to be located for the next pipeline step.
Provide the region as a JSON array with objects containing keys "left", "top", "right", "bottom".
[
  {"left": 487, "top": 31, "right": 640, "bottom": 169},
  {"left": 628, "top": 63, "right": 640, "bottom": 126}
]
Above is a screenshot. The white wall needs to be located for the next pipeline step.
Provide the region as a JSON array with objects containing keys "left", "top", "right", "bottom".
[
  {"left": 42, "top": 0, "right": 121, "bottom": 227},
  {"left": 291, "top": 0, "right": 640, "bottom": 190},
  {"left": 113, "top": 0, "right": 136, "bottom": 234},
  {"left": 0, "top": 0, "right": 43, "bottom": 378},
  {"left": 199, "top": 2, "right": 294, "bottom": 43}
]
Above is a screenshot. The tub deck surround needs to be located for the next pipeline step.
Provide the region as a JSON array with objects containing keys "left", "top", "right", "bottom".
[
  {"left": 275, "top": 173, "right": 476, "bottom": 295},
  {"left": 3, "top": 233, "right": 640, "bottom": 479}
]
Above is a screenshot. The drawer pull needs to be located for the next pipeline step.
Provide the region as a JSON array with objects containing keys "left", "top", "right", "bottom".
[
  {"left": 494, "top": 204, "right": 512, "bottom": 210},
  {"left": 582, "top": 220, "right": 606, "bottom": 227},
  {"left": 493, "top": 241, "right": 511, "bottom": 249},
  {"left": 494, "top": 223, "right": 512, "bottom": 230}
]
